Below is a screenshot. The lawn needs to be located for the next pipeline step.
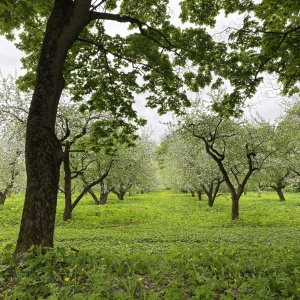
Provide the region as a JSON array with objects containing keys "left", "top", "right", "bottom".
[{"left": 1, "top": 190, "right": 300, "bottom": 299}]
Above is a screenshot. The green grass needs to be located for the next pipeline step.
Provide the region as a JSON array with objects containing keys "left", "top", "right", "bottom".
[{"left": 1, "top": 191, "right": 300, "bottom": 299}]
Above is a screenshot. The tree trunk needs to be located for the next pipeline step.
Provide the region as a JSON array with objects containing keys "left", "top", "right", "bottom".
[
  {"left": 208, "top": 195, "right": 214, "bottom": 207},
  {"left": 118, "top": 191, "right": 125, "bottom": 200},
  {"left": 197, "top": 190, "right": 202, "bottom": 201},
  {"left": 100, "top": 192, "right": 109, "bottom": 205},
  {"left": 257, "top": 189, "right": 261, "bottom": 198},
  {"left": 231, "top": 196, "right": 239, "bottom": 220},
  {"left": 88, "top": 189, "right": 100, "bottom": 205},
  {"left": 272, "top": 186, "right": 285, "bottom": 201},
  {"left": 0, "top": 192, "right": 6, "bottom": 205},
  {"left": 14, "top": 1, "right": 91, "bottom": 258},
  {"left": 63, "top": 142, "right": 72, "bottom": 221}
]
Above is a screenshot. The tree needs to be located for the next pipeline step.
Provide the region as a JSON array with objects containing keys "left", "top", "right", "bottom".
[
  {"left": 162, "top": 129, "right": 223, "bottom": 205},
  {"left": 0, "top": 126, "right": 24, "bottom": 204},
  {"left": 259, "top": 100, "right": 300, "bottom": 199},
  {"left": 104, "top": 130, "right": 160, "bottom": 200},
  {"left": 179, "top": 93, "right": 274, "bottom": 219},
  {"left": 0, "top": 1, "right": 200, "bottom": 257},
  {"left": 0, "top": 73, "right": 27, "bottom": 204}
]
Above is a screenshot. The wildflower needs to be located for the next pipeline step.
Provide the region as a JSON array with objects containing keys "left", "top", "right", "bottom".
[
  {"left": 125, "top": 244, "right": 129, "bottom": 248},
  {"left": 138, "top": 277, "right": 143, "bottom": 282},
  {"left": 234, "top": 279, "right": 237, "bottom": 283},
  {"left": 64, "top": 277, "right": 70, "bottom": 282},
  {"left": 82, "top": 268, "right": 85, "bottom": 272},
  {"left": 101, "top": 257, "right": 105, "bottom": 261},
  {"left": 187, "top": 248, "right": 190, "bottom": 251},
  {"left": 219, "top": 252, "right": 223, "bottom": 256}
]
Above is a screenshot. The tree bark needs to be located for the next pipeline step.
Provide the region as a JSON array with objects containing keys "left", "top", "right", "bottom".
[
  {"left": 0, "top": 192, "right": 6, "bottom": 205},
  {"left": 100, "top": 192, "right": 109, "bottom": 205},
  {"left": 231, "top": 195, "right": 239, "bottom": 220},
  {"left": 14, "top": 1, "right": 91, "bottom": 258},
  {"left": 197, "top": 190, "right": 202, "bottom": 201},
  {"left": 88, "top": 189, "right": 100, "bottom": 205},
  {"left": 272, "top": 186, "right": 286, "bottom": 201},
  {"left": 63, "top": 142, "right": 72, "bottom": 221}
]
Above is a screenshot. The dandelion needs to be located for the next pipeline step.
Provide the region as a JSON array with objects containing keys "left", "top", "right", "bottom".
[
  {"left": 101, "top": 257, "right": 105, "bottom": 261},
  {"left": 187, "top": 248, "right": 190, "bottom": 251},
  {"left": 125, "top": 244, "right": 129, "bottom": 248},
  {"left": 138, "top": 277, "right": 143, "bottom": 282},
  {"left": 219, "top": 252, "right": 223, "bottom": 256},
  {"left": 234, "top": 278, "right": 237, "bottom": 283},
  {"left": 64, "top": 277, "right": 70, "bottom": 282}
]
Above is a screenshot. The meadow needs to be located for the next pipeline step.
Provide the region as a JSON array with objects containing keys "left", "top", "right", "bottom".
[{"left": 1, "top": 191, "right": 300, "bottom": 299}]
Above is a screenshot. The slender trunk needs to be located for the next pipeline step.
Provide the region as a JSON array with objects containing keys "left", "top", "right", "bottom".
[
  {"left": 63, "top": 142, "right": 72, "bottom": 221},
  {"left": 197, "top": 190, "right": 202, "bottom": 201},
  {"left": 277, "top": 188, "right": 285, "bottom": 201},
  {"left": 0, "top": 192, "right": 6, "bottom": 205},
  {"left": 208, "top": 195, "right": 214, "bottom": 207},
  {"left": 118, "top": 191, "right": 125, "bottom": 200},
  {"left": 272, "top": 186, "right": 285, "bottom": 201},
  {"left": 88, "top": 189, "right": 100, "bottom": 205},
  {"left": 14, "top": 1, "right": 91, "bottom": 258},
  {"left": 190, "top": 190, "right": 195, "bottom": 197},
  {"left": 231, "top": 195, "right": 239, "bottom": 220}
]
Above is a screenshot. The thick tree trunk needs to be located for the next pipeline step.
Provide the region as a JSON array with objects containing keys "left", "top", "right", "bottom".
[{"left": 14, "top": 1, "right": 91, "bottom": 258}]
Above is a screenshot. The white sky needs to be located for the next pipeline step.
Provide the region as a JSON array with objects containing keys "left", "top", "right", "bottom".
[{"left": 0, "top": 5, "right": 285, "bottom": 142}]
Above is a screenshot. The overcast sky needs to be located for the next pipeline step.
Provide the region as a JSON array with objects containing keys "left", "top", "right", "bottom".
[{"left": 0, "top": 7, "right": 285, "bottom": 142}]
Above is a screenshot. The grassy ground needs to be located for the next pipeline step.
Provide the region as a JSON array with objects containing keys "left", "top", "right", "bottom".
[{"left": 1, "top": 190, "right": 300, "bottom": 299}]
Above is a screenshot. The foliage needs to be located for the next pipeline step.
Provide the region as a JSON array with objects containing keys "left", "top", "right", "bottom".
[
  {"left": 2, "top": 191, "right": 300, "bottom": 298},
  {"left": 179, "top": 0, "right": 300, "bottom": 116}
]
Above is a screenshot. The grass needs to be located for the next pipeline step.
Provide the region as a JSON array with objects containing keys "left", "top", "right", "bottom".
[{"left": 1, "top": 190, "right": 300, "bottom": 299}]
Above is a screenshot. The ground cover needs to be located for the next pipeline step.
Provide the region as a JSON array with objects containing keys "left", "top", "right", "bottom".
[{"left": 1, "top": 191, "right": 300, "bottom": 299}]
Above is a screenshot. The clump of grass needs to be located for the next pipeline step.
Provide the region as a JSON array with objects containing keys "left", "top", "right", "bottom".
[{"left": 1, "top": 190, "right": 300, "bottom": 299}]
